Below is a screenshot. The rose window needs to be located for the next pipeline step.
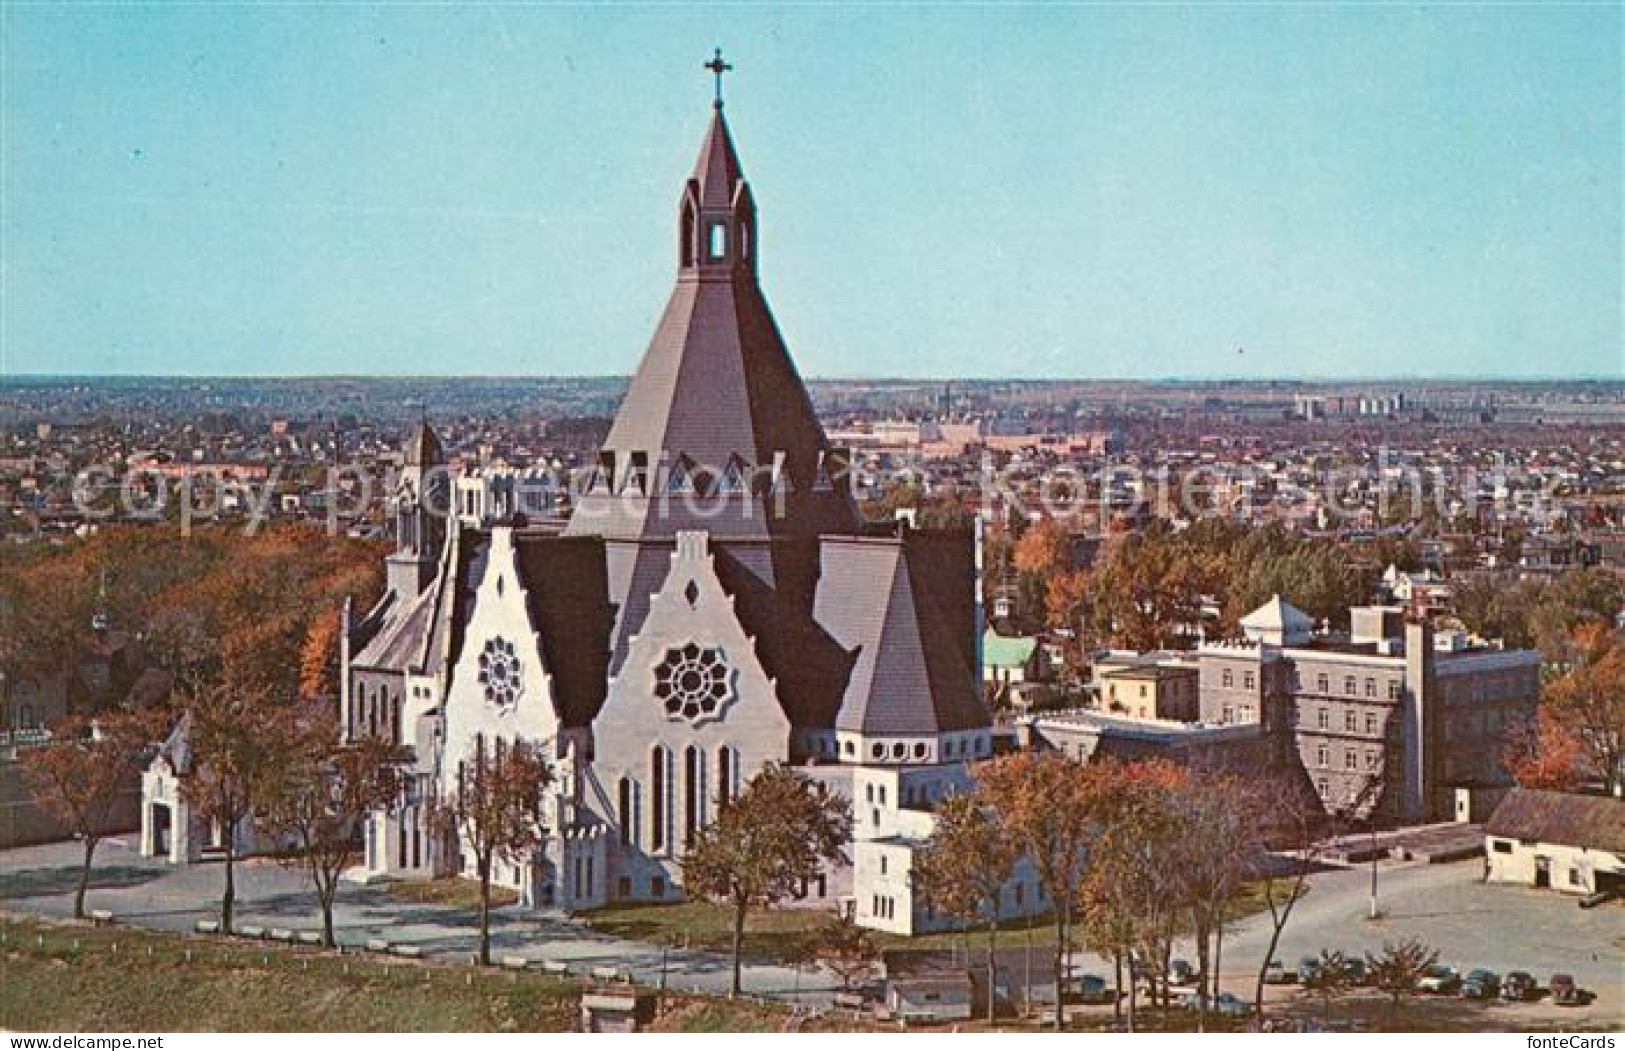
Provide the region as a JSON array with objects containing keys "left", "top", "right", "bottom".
[
  {"left": 477, "top": 637, "right": 522, "bottom": 708},
  {"left": 655, "top": 643, "right": 729, "bottom": 721}
]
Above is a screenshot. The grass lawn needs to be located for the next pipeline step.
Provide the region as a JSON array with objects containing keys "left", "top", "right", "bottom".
[
  {"left": 0, "top": 913, "right": 798, "bottom": 1033},
  {"left": 378, "top": 876, "right": 519, "bottom": 911},
  {"left": 584, "top": 882, "right": 1278, "bottom": 963}
]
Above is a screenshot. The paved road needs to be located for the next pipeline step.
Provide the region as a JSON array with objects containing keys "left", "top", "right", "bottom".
[
  {"left": 1061, "top": 856, "right": 1624, "bottom": 1029},
  {"left": 2, "top": 836, "right": 1620, "bottom": 1025},
  {"left": 0, "top": 837, "right": 838, "bottom": 1004}
]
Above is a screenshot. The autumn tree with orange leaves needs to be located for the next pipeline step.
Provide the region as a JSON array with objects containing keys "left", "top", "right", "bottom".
[
  {"left": 1502, "top": 706, "right": 1589, "bottom": 792},
  {"left": 915, "top": 790, "right": 1017, "bottom": 1022},
  {"left": 682, "top": 765, "right": 851, "bottom": 997},
  {"left": 975, "top": 751, "right": 1114, "bottom": 1030},
  {"left": 1544, "top": 624, "right": 1625, "bottom": 795},
  {"left": 21, "top": 707, "right": 164, "bottom": 918}
]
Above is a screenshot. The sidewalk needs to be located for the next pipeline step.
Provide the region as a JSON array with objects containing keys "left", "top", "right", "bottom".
[{"left": 0, "top": 837, "right": 840, "bottom": 1005}]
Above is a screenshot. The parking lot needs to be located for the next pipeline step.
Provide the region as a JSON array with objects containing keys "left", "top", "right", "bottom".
[{"left": 1189, "top": 856, "right": 1624, "bottom": 1030}]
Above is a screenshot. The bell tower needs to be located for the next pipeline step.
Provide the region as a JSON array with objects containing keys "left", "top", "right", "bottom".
[
  {"left": 387, "top": 417, "right": 446, "bottom": 598},
  {"left": 679, "top": 51, "right": 757, "bottom": 283}
]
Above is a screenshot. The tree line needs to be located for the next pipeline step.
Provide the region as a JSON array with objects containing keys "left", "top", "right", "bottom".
[{"left": 914, "top": 750, "right": 1345, "bottom": 1031}]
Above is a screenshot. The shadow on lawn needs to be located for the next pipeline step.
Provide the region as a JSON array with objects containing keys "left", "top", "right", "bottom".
[{"left": 0, "top": 864, "right": 165, "bottom": 901}]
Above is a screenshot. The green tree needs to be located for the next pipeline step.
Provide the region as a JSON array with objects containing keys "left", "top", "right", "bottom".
[{"left": 681, "top": 765, "right": 851, "bottom": 997}]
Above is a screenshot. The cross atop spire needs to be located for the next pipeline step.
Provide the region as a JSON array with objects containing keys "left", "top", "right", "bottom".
[{"left": 704, "top": 47, "right": 732, "bottom": 109}]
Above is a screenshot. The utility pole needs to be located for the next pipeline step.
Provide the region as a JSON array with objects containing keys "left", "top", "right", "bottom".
[{"left": 1024, "top": 925, "right": 1033, "bottom": 1018}]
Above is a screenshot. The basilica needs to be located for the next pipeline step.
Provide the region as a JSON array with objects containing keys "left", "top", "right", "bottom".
[{"left": 332, "top": 89, "right": 1039, "bottom": 935}]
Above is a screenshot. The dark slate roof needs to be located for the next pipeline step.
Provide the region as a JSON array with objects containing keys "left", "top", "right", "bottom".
[
  {"left": 587, "top": 531, "right": 984, "bottom": 738},
  {"left": 565, "top": 105, "right": 857, "bottom": 543},
  {"left": 814, "top": 532, "right": 987, "bottom": 736},
  {"left": 711, "top": 540, "right": 853, "bottom": 730},
  {"left": 513, "top": 532, "right": 612, "bottom": 729},
  {"left": 353, "top": 585, "right": 435, "bottom": 670},
  {"left": 1486, "top": 788, "right": 1625, "bottom": 854},
  {"left": 404, "top": 420, "right": 443, "bottom": 467},
  {"left": 602, "top": 539, "right": 680, "bottom": 675}
]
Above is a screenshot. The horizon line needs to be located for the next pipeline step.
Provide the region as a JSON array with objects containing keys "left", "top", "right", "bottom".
[{"left": 4, "top": 372, "right": 1623, "bottom": 386}]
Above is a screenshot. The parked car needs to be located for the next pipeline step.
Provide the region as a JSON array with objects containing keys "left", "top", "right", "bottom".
[
  {"left": 1071, "top": 975, "right": 1117, "bottom": 1005},
  {"left": 1549, "top": 974, "right": 1594, "bottom": 1006},
  {"left": 1297, "top": 956, "right": 1322, "bottom": 984},
  {"left": 1418, "top": 965, "right": 1461, "bottom": 995},
  {"left": 1500, "top": 972, "right": 1537, "bottom": 1002},
  {"left": 1342, "top": 957, "right": 1368, "bottom": 986},
  {"left": 1578, "top": 889, "right": 1619, "bottom": 910},
  {"left": 1264, "top": 960, "right": 1294, "bottom": 985},
  {"left": 1462, "top": 969, "right": 1500, "bottom": 999},
  {"left": 1210, "top": 993, "right": 1254, "bottom": 1019}
]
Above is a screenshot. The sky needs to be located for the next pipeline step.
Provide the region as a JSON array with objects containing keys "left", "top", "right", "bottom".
[{"left": 2, "top": 4, "right": 1620, "bottom": 380}]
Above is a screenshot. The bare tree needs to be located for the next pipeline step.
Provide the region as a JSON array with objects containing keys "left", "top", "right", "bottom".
[
  {"left": 1367, "top": 938, "right": 1439, "bottom": 1029},
  {"left": 258, "top": 705, "right": 405, "bottom": 946},
  {"left": 1307, "top": 949, "right": 1355, "bottom": 1024},
  {"left": 1168, "top": 774, "right": 1261, "bottom": 1031},
  {"left": 433, "top": 737, "right": 552, "bottom": 965},
  {"left": 181, "top": 683, "right": 290, "bottom": 933},
  {"left": 1248, "top": 776, "right": 1325, "bottom": 1018}
]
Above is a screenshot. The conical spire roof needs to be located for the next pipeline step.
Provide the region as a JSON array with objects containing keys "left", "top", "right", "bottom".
[
  {"left": 692, "top": 106, "right": 743, "bottom": 209},
  {"left": 566, "top": 100, "right": 857, "bottom": 542},
  {"left": 404, "top": 419, "right": 443, "bottom": 468}
]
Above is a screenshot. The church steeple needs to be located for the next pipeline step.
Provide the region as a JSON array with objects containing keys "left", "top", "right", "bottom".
[
  {"left": 388, "top": 416, "right": 446, "bottom": 597},
  {"left": 679, "top": 102, "right": 756, "bottom": 281},
  {"left": 565, "top": 64, "right": 857, "bottom": 543}
]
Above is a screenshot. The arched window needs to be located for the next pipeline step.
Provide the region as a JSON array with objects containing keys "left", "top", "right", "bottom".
[
  {"left": 684, "top": 745, "right": 701, "bottom": 847},
  {"left": 708, "top": 222, "right": 728, "bottom": 260},
  {"left": 618, "top": 777, "right": 634, "bottom": 846},
  {"left": 717, "top": 747, "right": 733, "bottom": 808},
  {"left": 739, "top": 222, "right": 751, "bottom": 261},
  {"left": 680, "top": 202, "right": 696, "bottom": 268},
  {"left": 651, "top": 748, "right": 666, "bottom": 852}
]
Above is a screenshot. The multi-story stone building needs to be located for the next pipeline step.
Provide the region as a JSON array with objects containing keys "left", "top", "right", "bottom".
[{"left": 1197, "top": 597, "right": 1540, "bottom": 822}]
